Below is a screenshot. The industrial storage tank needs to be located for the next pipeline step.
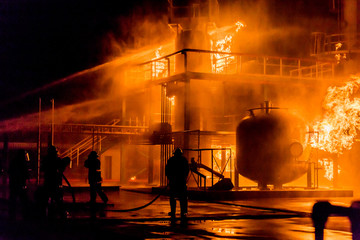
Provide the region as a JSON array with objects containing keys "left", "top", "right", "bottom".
[{"left": 236, "top": 102, "right": 309, "bottom": 189}]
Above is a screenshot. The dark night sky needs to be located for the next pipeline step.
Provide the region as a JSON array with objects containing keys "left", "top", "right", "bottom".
[{"left": 0, "top": 0, "right": 168, "bottom": 119}]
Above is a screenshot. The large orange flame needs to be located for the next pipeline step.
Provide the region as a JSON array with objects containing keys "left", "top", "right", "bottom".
[
  {"left": 152, "top": 46, "right": 168, "bottom": 78},
  {"left": 210, "top": 21, "right": 246, "bottom": 73},
  {"left": 310, "top": 76, "right": 360, "bottom": 181},
  {"left": 311, "top": 76, "right": 360, "bottom": 154}
]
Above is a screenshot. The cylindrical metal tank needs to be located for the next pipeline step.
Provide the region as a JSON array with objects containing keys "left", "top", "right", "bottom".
[{"left": 236, "top": 103, "right": 309, "bottom": 189}]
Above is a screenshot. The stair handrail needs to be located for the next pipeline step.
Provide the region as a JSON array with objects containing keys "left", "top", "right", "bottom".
[{"left": 60, "top": 119, "right": 121, "bottom": 159}]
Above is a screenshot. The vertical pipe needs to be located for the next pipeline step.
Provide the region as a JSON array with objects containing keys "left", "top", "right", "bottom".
[
  {"left": 280, "top": 58, "right": 283, "bottom": 76},
  {"left": 230, "top": 149, "right": 233, "bottom": 185},
  {"left": 37, "top": 98, "right": 41, "bottom": 184},
  {"left": 211, "top": 150, "right": 214, "bottom": 187},
  {"left": 307, "top": 162, "right": 312, "bottom": 188},
  {"left": 221, "top": 149, "right": 226, "bottom": 177},
  {"left": 184, "top": 51, "right": 188, "bottom": 72},
  {"left": 167, "top": 57, "right": 171, "bottom": 77},
  {"left": 77, "top": 148, "right": 79, "bottom": 167},
  {"left": 184, "top": 76, "right": 191, "bottom": 153},
  {"left": 99, "top": 135, "right": 102, "bottom": 154},
  {"left": 148, "top": 145, "right": 153, "bottom": 184},
  {"left": 236, "top": 55, "right": 239, "bottom": 73},
  {"left": 333, "top": 155, "right": 339, "bottom": 188},
  {"left": 160, "top": 144, "right": 164, "bottom": 187},
  {"left": 92, "top": 128, "right": 95, "bottom": 151},
  {"left": 161, "top": 144, "right": 165, "bottom": 186},
  {"left": 239, "top": 55, "right": 242, "bottom": 73},
  {"left": 263, "top": 57, "right": 266, "bottom": 75},
  {"left": 51, "top": 99, "right": 54, "bottom": 146}
]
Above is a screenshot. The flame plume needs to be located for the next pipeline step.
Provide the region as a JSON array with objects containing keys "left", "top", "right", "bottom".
[
  {"left": 210, "top": 21, "right": 246, "bottom": 73},
  {"left": 311, "top": 76, "right": 360, "bottom": 154}
]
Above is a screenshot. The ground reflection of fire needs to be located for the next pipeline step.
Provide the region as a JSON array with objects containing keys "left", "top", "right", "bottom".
[{"left": 310, "top": 76, "right": 360, "bottom": 180}]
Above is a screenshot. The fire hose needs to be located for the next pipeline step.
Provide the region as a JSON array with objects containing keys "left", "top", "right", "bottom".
[
  {"left": 103, "top": 186, "right": 168, "bottom": 212},
  {"left": 102, "top": 172, "right": 192, "bottom": 213},
  {"left": 62, "top": 172, "right": 169, "bottom": 212},
  {"left": 62, "top": 174, "right": 76, "bottom": 204}
]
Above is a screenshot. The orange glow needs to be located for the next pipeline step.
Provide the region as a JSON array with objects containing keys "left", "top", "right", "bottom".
[
  {"left": 210, "top": 145, "right": 235, "bottom": 173},
  {"left": 210, "top": 21, "right": 246, "bottom": 73},
  {"left": 169, "top": 96, "right": 175, "bottom": 109},
  {"left": 130, "top": 176, "right": 136, "bottom": 181}
]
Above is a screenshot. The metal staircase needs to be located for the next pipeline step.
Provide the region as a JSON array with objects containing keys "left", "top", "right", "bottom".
[{"left": 59, "top": 119, "right": 148, "bottom": 166}]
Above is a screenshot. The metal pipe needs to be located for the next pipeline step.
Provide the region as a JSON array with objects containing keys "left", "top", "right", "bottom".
[
  {"left": 51, "top": 99, "right": 54, "bottom": 146},
  {"left": 37, "top": 98, "right": 41, "bottom": 184}
]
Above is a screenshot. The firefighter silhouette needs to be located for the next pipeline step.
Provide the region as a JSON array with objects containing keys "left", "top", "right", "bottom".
[
  {"left": 165, "top": 148, "right": 189, "bottom": 220},
  {"left": 8, "top": 149, "right": 30, "bottom": 219},
  {"left": 84, "top": 151, "right": 108, "bottom": 205},
  {"left": 42, "top": 145, "right": 69, "bottom": 218}
]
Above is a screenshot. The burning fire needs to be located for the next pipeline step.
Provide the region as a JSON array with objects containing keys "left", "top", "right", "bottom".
[
  {"left": 318, "top": 158, "right": 341, "bottom": 181},
  {"left": 334, "top": 42, "right": 346, "bottom": 63},
  {"left": 335, "top": 42, "right": 342, "bottom": 51},
  {"left": 152, "top": 46, "right": 168, "bottom": 78},
  {"left": 210, "top": 145, "right": 234, "bottom": 173},
  {"left": 310, "top": 76, "right": 360, "bottom": 154},
  {"left": 210, "top": 21, "right": 246, "bottom": 73},
  {"left": 310, "top": 76, "right": 360, "bottom": 180}
]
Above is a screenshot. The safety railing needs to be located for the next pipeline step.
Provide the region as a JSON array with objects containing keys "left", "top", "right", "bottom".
[
  {"left": 126, "top": 49, "right": 335, "bottom": 85},
  {"left": 311, "top": 32, "right": 360, "bottom": 56},
  {"left": 325, "top": 33, "right": 360, "bottom": 53},
  {"left": 58, "top": 119, "right": 148, "bottom": 166}
]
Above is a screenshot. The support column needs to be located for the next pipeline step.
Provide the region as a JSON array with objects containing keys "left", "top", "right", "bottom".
[
  {"left": 148, "top": 146, "right": 154, "bottom": 184},
  {"left": 2, "top": 134, "right": 8, "bottom": 187},
  {"left": 120, "top": 144, "right": 127, "bottom": 184},
  {"left": 184, "top": 77, "right": 191, "bottom": 153},
  {"left": 333, "top": 155, "right": 339, "bottom": 188},
  {"left": 120, "top": 98, "right": 127, "bottom": 184}
]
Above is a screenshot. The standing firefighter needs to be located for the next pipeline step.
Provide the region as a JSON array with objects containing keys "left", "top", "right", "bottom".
[
  {"left": 43, "top": 146, "right": 62, "bottom": 203},
  {"left": 84, "top": 151, "right": 108, "bottom": 205},
  {"left": 8, "top": 149, "right": 30, "bottom": 219},
  {"left": 165, "top": 148, "right": 189, "bottom": 221},
  {"left": 42, "top": 145, "right": 66, "bottom": 218}
]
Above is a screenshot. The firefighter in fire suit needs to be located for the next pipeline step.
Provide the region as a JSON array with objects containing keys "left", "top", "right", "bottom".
[
  {"left": 84, "top": 151, "right": 108, "bottom": 205},
  {"left": 42, "top": 145, "right": 67, "bottom": 218},
  {"left": 165, "top": 148, "right": 189, "bottom": 220},
  {"left": 8, "top": 149, "right": 30, "bottom": 219}
]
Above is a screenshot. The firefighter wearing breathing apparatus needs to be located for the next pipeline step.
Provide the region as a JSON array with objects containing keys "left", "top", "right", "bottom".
[{"left": 165, "top": 148, "right": 189, "bottom": 220}]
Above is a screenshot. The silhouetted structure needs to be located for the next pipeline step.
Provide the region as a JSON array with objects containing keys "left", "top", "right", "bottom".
[
  {"left": 165, "top": 148, "right": 189, "bottom": 220},
  {"left": 8, "top": 149, "right": 30, "bottom": 219},
  {"left": 84, "top": 151, "right": 108, "bottom": 204}
]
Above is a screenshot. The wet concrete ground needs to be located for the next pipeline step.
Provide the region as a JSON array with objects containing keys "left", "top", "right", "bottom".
[{"left": 0, "top": 185, "right": 356, "bottom": 239}]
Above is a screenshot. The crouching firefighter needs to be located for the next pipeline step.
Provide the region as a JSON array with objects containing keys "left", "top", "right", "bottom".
[{"left": 165, "top": 148, "right": 189, "bottom": 221}]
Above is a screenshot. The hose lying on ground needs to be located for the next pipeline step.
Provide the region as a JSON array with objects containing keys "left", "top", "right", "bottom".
[{"left": 103, "top": 191, "right": 164, "bottom": 212}]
